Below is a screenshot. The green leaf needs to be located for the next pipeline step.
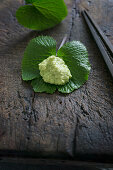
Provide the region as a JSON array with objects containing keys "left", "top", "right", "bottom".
[
  {"left": 25, "top": 0, "right": 36, "bottom": 4},
  {"left": 16, "top": 0, "right": 68, "bottom": 30},
  {"left": 57, "top": 41, "right": 91, "bottom": 93},
  {"left": 22, "top": 36, "right": 91, "bottom": 94},
  {"left": 22, "top": 36, "right": 56, "bottom": 80},
  {"left": 31, "top": 76, "right": 56, "bottom": 94}
]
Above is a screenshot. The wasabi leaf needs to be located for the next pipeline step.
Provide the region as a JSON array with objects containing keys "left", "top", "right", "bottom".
[
  {"left": 25, "top": 0, "right": 36, "bottom": 4},
  {"left": 22, "top": 36, "right": 91, "bottom": 94},
  {"left": 57, "top": 41, "right": 91, "bottom": 93},
  {"left": 16, "top": 0, "right": 68, "bottom": 30},
  {"left": 31, "top": 76, "right": 56, "bottom": 94}
]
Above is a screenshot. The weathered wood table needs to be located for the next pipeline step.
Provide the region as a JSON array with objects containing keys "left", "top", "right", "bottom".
[{"left": 0, "top": 0, "right": 113, "bottom": 168}]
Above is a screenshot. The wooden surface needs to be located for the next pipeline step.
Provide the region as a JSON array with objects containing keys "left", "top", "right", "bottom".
[
  {"left": 0, "top": 0, "right": 113, "bottom": 161},
  {"left": 0, "top": 158, "right": 113, "bottom": 170}
]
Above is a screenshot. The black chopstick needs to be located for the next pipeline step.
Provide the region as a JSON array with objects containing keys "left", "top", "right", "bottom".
[
  {"left": 84, "top": 10, "right": 113, "bottom": 57},
  {"left": 82, "top": 10, "right": 113, "bottom": 77}
]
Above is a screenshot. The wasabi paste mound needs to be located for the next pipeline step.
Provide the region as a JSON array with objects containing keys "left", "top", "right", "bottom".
[{"left": 39, "top": 55, "right": 72, "bottom": 85}]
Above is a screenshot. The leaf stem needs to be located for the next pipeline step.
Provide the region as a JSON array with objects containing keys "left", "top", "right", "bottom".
[
  {"left": 56, "top": 35, "right": 67, "bottom": 56},
  {"left": 58, "top": 35, "right": 67, "bottom": 50}
]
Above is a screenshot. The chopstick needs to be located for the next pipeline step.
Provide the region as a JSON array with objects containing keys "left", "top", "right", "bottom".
[{"left": 82, "top": 10, "right": 113, "bottom": 77}]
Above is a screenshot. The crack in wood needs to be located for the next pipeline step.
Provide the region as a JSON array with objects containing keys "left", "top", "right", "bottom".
[
  {"left": 68, "top": 0, "right": 81, "bottom": 41},
  {"left": 73, "top": 116, "right": 79, "bottom": 156}
]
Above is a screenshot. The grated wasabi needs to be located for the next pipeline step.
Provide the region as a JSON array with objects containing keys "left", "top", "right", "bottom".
[{"left": 39, "top": 55, "right": 72, "bottom": 85}]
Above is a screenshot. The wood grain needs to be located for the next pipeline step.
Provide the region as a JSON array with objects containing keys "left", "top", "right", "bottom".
[
  {"left": 0, "top": 0, "right": 76, "bottom": 158},
  {"left": 71, "top": 0, "right": 113, "bottom": 158},
  {"left": 0, "top": 0, "right": 113, "bottom": 160}
]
